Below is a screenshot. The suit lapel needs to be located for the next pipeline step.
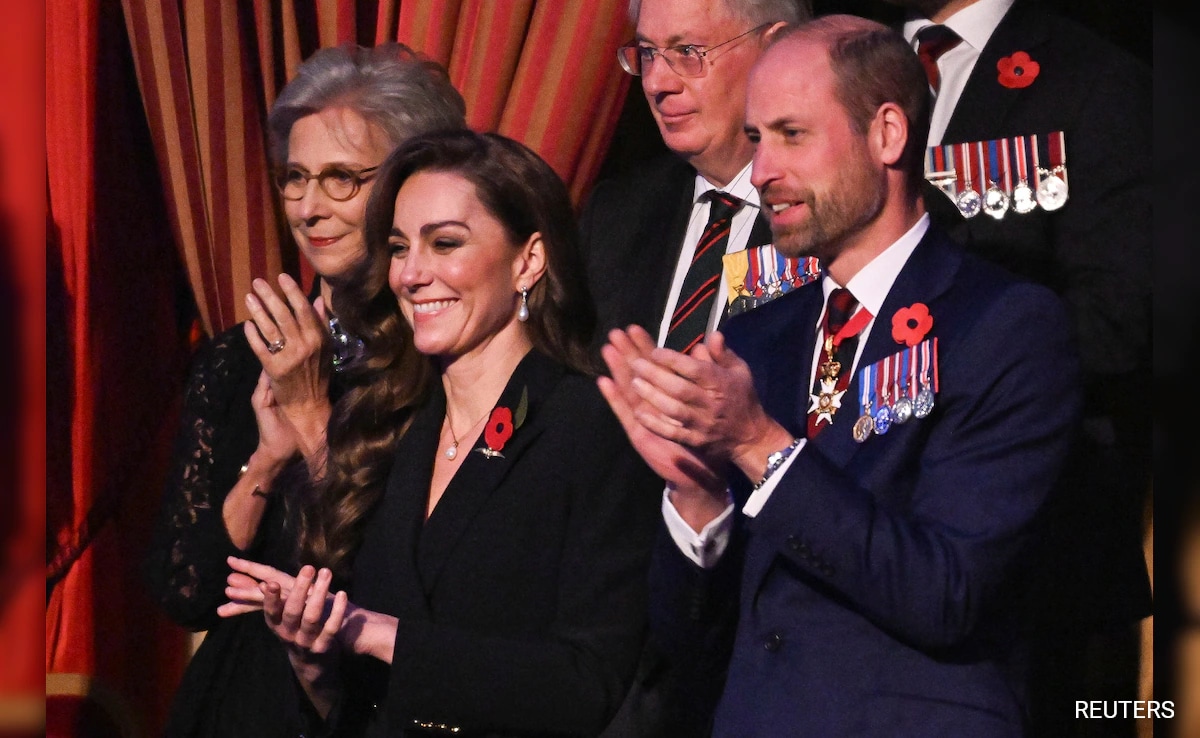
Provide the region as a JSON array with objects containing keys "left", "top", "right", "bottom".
[
  {"left": 374, "top": 392, "right": 444, "bottom": 618},
  {"left": 807, "top": 230, "right": 960, "bottom": 468},
  {"left": 942, "top": 0, "right": 1049, "bottom": 143},
  {"left": 415, "top": 351, "right": 562, "bottom": 595},
  {"left": 747, "top": 209, "right": 773, "bottom": 249}
]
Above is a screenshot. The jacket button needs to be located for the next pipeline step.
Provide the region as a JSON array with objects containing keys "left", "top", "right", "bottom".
[
  {"left": 763, "top": 633, "right": 783, "bottom": 652},
  {"left": 787, "top": 536, "right": 811, "bottom": 558}
]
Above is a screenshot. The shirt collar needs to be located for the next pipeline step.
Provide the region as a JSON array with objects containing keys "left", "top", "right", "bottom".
[
  {"left": 902, "top": 0, "right": 1013, "bottom": 54},
  {"left": 692, "top": 161, "right": 760, "bottom": 209},
  {"left": 822, "top": 214, "right": 930, "bottom": 319}
]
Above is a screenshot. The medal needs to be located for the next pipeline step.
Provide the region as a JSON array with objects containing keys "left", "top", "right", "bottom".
[
  {"left": 1034, "top": 132, "right": 1069, "bottom": 211},
  {"left": 727, "top": 292, "right": 757, "bottom": 316},
  {"left": 808, "top": 372, "right": 847, "bottom": 428},
  {"left": 954, "top": 142, "right": 981, "bottom": 218},
  {"left": 872, "top": 356, "right": 893, "bottom": 435},
  {"left": 852, "top": 362, "right": 876, "bottom": 443},
  {"left": 925, "top": 144, "right": 959, "bottom": 207},
  {"left": 914, "top": 386, "right": 935, "bottom": 418},
  {"left": 808, "top": 300, "right": 872, "bottom": 429},
  {"left": 892, "top": 348, "right": 914, "bottom": 424},
  {"left": 1010, "top": 135, "right": 1037, "bottom": 214},
  {"left": 912, "top": 338, "right": 939, "bottom": 418},
  {"left": 982, "top": 139, "right": 1010, "bottom": 220}
]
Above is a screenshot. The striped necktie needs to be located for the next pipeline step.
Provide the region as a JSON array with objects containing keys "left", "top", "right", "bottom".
[{"left": 665, "top": 191, "right": 743, "bottom": 354}]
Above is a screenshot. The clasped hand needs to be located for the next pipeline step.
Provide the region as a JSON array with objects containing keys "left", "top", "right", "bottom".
[
  {"left": 219, "top": 557, "right": 348, "bottom": 660},
  {"left": 598, "top": 326, "right": 774, "bottom": 475}
]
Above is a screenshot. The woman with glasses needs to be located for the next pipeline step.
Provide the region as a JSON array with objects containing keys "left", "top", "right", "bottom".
[
  {"left": 144, "top": 43, "right": 465, "bottom": 738},
  {"left": 220, "top": 130, "right": 663, "bottom": 737}
]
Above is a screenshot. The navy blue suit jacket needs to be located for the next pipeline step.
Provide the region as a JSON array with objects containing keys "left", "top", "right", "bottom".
[{"left": 657, "top": 225, "right": 1082, "bottom": 737}]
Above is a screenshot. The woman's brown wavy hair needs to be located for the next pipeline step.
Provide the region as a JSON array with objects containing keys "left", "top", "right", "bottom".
[{"left": 300, "top": 130, "right": 596, "bottom": 578}]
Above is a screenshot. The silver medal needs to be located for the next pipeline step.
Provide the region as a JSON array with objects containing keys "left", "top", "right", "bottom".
[
  {"left": 892, "top": 396, "right": 914, "bottom": 424},
  {"left": 1036, "top": 169, "right": 1068, "bottom": 211},
  {"left": 914, "top": 386, "right": 935, "bottom": 418},
  {"left": 1012, "top": 181, "right": 1037, "bottom": 214},
  {"left": 983, "top": 184, "right": 1009, "bottom": 219}
]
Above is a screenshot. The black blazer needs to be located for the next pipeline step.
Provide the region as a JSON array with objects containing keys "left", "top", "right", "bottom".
[
  {"left": 579, "top": 155, "right": 773, "bottom": 346},
  {"left": 922, "top": 0, "right": 1151, "bottom": 624},
  {"left": 347, "top": 350, "right": 661, "bottom": 737}
]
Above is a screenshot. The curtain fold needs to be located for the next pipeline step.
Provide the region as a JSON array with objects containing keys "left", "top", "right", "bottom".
[
  {"left": 121, "top": 0, "right": 632, "bottom": 336},
  {"left": 121, "top": 0, "right": 285, "bottom": 338},
  {"left": 47, "top": 0, "right": 193, "bottom": 735}
]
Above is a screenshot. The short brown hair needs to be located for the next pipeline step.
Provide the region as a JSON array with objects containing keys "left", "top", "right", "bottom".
[{"left": 773, "top": 15, "right": 930, "bottom": 192}]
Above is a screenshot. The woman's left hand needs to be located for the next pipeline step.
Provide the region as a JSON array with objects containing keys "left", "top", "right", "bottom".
[
  {"left": 243, "top": 274, "right": 333, "bottom": 461},
  {"left": 218, "top": 556, "right": 298, "bottom": 617}
]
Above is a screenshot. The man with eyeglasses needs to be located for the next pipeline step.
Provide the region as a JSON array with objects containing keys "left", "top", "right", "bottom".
[
  {"left": 585, "top": 4, "right": 809, "bottom": 736},
  {"left": 580, "top": 0, "right": 809, "bottom": 360}
]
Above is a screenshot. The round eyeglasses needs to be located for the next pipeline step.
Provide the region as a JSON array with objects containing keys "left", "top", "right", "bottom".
[
  {"left": 617, "top": 24, "right": 769, "bottom": 78},
  {"left": 275, "top": 164, "right": 380, "bottom": 202}
]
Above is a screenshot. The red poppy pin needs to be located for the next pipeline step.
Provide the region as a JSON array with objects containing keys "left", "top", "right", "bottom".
[
  {"left": 997, "top": 51, "right": 1039, "bottom": 89},
  {"left": 478, "top": 387, "right": 528, "bottom": 459},
  {"left": 892, "top": 303, "right": 934, "bottom": 347}
]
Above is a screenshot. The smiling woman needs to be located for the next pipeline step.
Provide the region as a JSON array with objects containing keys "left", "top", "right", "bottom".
[
  {"left": 220, "top": 130, "right": 662, "bottom": 737},
  {"left": 142, "top": 43, "right": 466, "bottom": 738}
]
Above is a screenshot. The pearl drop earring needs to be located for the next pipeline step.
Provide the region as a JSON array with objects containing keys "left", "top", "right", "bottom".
[{"left": 517, "top": 287, "right": 530, "bottom": 322}]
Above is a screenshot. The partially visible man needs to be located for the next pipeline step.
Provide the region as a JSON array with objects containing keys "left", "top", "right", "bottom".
[
  {"left": 600, "top": 15, "right": 1080, "bottom": 736},
  {"left": 584, "top": 3, "right": 808, "bottom": 734},
  {"left": 581, "top": 0, "right": 811, "bottom": 356},
  {"left": 889, "top": 1, "right": 1152, "bottom": 734}
]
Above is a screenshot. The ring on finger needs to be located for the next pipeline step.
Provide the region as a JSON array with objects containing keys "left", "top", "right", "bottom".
[{"left": 267, "top": 337, "right": 287, "bottom": 354}]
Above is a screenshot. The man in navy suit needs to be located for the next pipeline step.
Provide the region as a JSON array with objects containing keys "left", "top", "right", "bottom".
[{"left": 600, "top": 15, "right": 1080, "bottom": 736}]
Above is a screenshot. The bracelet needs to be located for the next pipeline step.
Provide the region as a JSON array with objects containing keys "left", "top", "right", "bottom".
[
  {"left": 753, "top": 438, "right": 802, "bottom": 491},
  {"left": 238, "top": 462, "right": 270, "bottom": 498}
]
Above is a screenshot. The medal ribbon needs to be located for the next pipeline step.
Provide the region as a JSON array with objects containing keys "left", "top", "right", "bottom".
[
  {"left": 1012, "top": 135, "right": 1029, "bottom": 183},
  {"left": 825, "top": 305, "right": 873, "bottom": 352},
  {"left": 747, "top": 246, "right": 762, "bottom": 296},
  {"left": 975, "top": 141, "right": 987, "bottom": 190},
  {"left": 987, "top": 139, "right": 1003, "bottom": 189},
  {"left": 998, "top": 138, "right": 1012, "bottom": 192},
  {"left": 955, "top": 142, "right": 972, "bottom": 191},
  {"left": 1048, "top": 130, "right": 1066, "bottom": 171}
]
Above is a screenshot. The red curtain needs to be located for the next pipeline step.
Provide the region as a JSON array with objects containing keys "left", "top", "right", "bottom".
[
  {"left": 121, "top": 0, "right": 633, "bottom": 338},
  {"left": 46, "top": 0, "right": 195, "bottom": 735},
  {"left": 47, "top": 1, "right": 634, "bottom": 735}
]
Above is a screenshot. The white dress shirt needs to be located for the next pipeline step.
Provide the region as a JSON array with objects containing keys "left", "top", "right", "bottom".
[
  {"left": 656, "top": 163, "right": 762, "bottom": 346},
  {"left": 664, "top": 215, "right": 931, "bottom": 567},
  {"left": 903, "top": 0, "right": 1014, "bottom": 146}
]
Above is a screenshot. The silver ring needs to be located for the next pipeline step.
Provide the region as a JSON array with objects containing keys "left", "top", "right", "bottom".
[{"left": 267, "top": 338, "right": 286, "bottom": 354}]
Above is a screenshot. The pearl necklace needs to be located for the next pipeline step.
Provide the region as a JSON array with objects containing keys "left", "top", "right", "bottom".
[{"left": 443, "top": 408, "right": 491, "bottom": 460}]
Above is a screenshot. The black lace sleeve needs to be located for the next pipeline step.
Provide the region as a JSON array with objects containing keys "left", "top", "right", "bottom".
[{"left": 143, "top": 324, "right": 273, "bottom": 631}]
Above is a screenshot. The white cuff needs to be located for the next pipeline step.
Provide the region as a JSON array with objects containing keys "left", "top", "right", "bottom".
[
  {"left": 662, "top": 487, "right": 734, "bottom": 568},
  {"left": 742, "top": 439, "right": 805, "bottom": 517}
]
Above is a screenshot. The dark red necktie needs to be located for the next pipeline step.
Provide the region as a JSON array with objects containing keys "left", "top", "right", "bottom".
[
  {"left": 665, "top": 191, "right": 744, "bottom": 354},
  {"left": 807, "top": 288, "right": 860, "bottom": 438},
  {"left": 915, "top": 25, "right": 962, "bottom": 94}
]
